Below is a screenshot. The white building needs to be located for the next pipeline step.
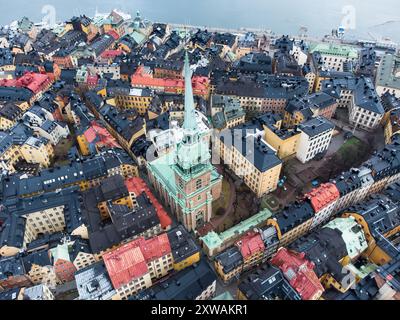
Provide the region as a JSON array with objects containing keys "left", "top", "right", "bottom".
[
  {"left": 291, "top": 42, "right": 308, "bottom": 67},
  {"left": 309, "top": 43, "right": 359, "bottom": 72},
  {"left": 33, "top": 120, "right": 70, "bottom": 145},
  {"left": 23, "top": 106, "right": 54, "bottom": 127},
  {"left": 322, "top": 77, "right": 384, "bottom": 131},
  {"left": 296, "top": 116, "right": 335, "bottom": 164},
  {"left": 89, "top": 63, "right": 121, "bottom": 80}
]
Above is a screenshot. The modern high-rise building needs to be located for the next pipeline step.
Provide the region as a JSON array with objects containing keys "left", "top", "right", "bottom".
[{"left": 147, "top": 51, "right": 222, "bottom": 232}]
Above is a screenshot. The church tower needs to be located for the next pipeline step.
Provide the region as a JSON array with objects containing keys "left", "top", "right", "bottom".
[{"left": 173, "top": 51, "right": 217, "bottom": 231}]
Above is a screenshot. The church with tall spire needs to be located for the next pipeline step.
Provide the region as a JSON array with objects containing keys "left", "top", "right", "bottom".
[{"left": 147, "top": 51, "right": 222, "bottom": 232}]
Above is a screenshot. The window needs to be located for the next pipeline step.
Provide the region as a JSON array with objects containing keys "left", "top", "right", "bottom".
[{"left": 196, "top": 179, "right": 202, "bottom": 190}]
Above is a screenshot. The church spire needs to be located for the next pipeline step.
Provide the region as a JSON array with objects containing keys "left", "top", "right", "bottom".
[{"left": 183, "top": 50, "right": 197, "bottom": 132}]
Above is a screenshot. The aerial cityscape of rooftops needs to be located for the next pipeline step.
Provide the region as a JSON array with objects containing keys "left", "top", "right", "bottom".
[{"left": 0, "top": 4, "right": 400, "bottom": 303}]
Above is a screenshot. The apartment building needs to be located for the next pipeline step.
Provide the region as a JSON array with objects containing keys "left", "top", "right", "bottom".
[
  {"left": 309, "top": 43, "right": 359, "bottom": 72},
  {"left": 296, "top": 116, "right": 335, "bottom": 164},
  {"left": 214, "top": 75, "right": 309, "bottom": 115},
  {"left": 103, "top": 234, "right": 173, "bottom": 300},
  {"left": 323, "top": 77, "right": 384, "bottom": 131},
  {"left": 114, "top": 88, "right": 153, "bottom": 115},
  {"left": 20, "top": 136, "right": 54, "bottom": 168},
  {"left": 305, "top": 183, "right": 340, "bottom": 230},
  {"left": 376, "top": 53, "right": 400, "bottom": 98},
  {"left": 132, "top": 260, "right": 217, "bottom": 300},
  {"left": 217, "top": 122, "right": 282, "bottom": 197}
]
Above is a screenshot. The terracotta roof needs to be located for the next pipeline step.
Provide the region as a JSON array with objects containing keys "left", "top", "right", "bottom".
[
  {"left": 125, "top": 177, "right": 172, "bottom": 229},
  {"left": 304, "top": 183, "right": 340, "bottom": 213},
  {"left": 235, "top": 232, "right": 265, "bottom": 260},
  {"left": 103, "top": 234, "right": 172, "bottom": 289},
  {"left": 83, "top": 121, "right": 120, "bottom": 149},
  {"left": 100, "top": 49, "right": 123, "bottom": 59},
  {"left": 271, "top": 248, "right": 324, "bottom": 300},
  {"left": 0, "top": 72, "right": 53, "bottom": 94},
  {"left": 103, "top": 243, "right": 148, "bottom": 289},
  {"left": 136, "top": 233, "right": 171, "bottom": 261},
  {"left": 131, "top": 66, "right": 209, "bottom": 96}
]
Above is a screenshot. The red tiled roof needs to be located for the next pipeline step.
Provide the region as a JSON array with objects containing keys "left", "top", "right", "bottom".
[
  {"left": 0, "top": 72, "right": 53, "bottom": 94},
  {"left": 125, "top": 177, "right": 172, "bottom": 229},
  {"left": 107, "top": 30, "right": 120, "bottom": 41},
  {"left": 235, "top": 232, "right": 265, "bottom": 260},
  {"left": 86, "top": 75, "right": 99, "bottom": 86},
  {"left": 100, "top": 49, "right": 123, "bottom": 59},
  {"left": 103, "top": 242, "right": 149, "bottom": 289},
  {"left": 104, "top": 234, "right": 172, "bottom": 289},
  {"left": 271, "top": 248, "right": 324, "bottom": 300},
  {"left": 304, "top": 183, "right": 340, "bottom": 213},
  {"left": 137, "top": 233, "right": 171, "bottom": 261},
  {"left": 83, "top": 121, "right": 120, "bottom": 149},
  {"left": 131, "top": 66, "right": 209, "bottom": 96}
]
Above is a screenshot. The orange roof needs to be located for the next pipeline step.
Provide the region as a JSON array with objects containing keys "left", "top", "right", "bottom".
[
  {"left": 131, "top": 66, "right": 209, "bottom": 96},
  {"left": 83, "top": 121, "right": 120, "bottom": 149},
  {"left": 235, "top": 232, "right": 265, "bottom": 260},
  {"left": 304, "top": 183, "right": 340, "bottom": 213},
  {"left": 100, "top": 49, "right": 123, "bottom": 59},
  {"left": 125, "top": 177, "right": 172, "bottom": 229},
  {"left": 271, "top": 248, "right": 324, "bottom": 300}
]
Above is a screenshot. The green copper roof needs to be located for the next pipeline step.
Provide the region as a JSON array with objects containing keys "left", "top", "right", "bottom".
[
  {"left": 50, "top": 243, "right": 71, "bottom": 263},
  {"left": 200, "top": 209, "right": 272, "bottom": 250},
  {"left": 147, "top": 151, "right": 222, "bottom": 215},
  {"left": 130, "top": 31, "right": 146, "bottom": 45},
  {"left": 310, "top": 43, "right": 359, "bottom": 59},
  {"left": 147, "top": 52, "right": 222, "bottom": 218},
  {"left": 324, "top": 217, "right": 368, "bottom": 260}
]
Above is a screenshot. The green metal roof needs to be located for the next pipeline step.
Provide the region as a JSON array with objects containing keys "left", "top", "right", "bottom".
[
  {"left": 130, "top": 31, "right": 146, "bottom": 45},
  {"left": 309, "top": 43, "right": 359, "bottom": 59},
  {"left": 200, "top": 209, "right": 272, "bottom": 250},
  {"left": 324, "top": 217, "right": 368, "bottom": 260},
  {"left": 50, "top": 243, "right": 71, "bottom": 263}
]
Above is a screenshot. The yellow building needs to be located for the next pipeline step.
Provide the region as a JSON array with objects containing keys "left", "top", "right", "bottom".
[
  {"left": 267, "top": 201, "right": 315, "bottom": 248},
  {"left": 384, "top": 108, "right": 400, "bottom": 144},
  {"left": 20, "top": 137, "right": 54, "bottom": 168},
  {"left": 0, "top": 102, "right": 23, "bottom": 131},
  {"left": 264, "top": 124, "right": 300, "bottom": 160},
  {"left": 216, "top": 127, "right": 283, "bottom": 198},
  {"left": 115, "top": 88, "right": 153, "bottom": 115},
  {"left": 283, "top": 108, "right": 310, "bottom": 128},
  {"left": 342, "top": 193, "right": 400, "bottom": 267},
  {"left": 0, "top": 134, "right": 23, "bottom": 173},
  {"left": 214, "top": 251, "right": 243, "bottom": 284},
  {"left": 168, "top": 226, "right": 201, "bottom": 272}
]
